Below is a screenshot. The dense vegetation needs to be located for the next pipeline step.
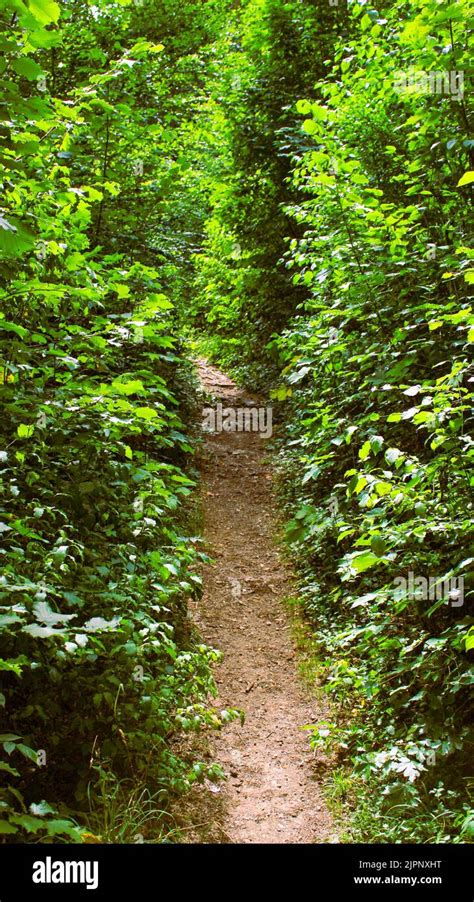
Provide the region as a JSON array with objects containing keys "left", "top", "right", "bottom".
[
  {"left": 1, "top": 0, "right": 472, "bottom": 843},
  {"left": 194, "top": 0, "right": 473, "bottom": 842},
  {"left": 0, "top": 0, "right": 236, "bottom": 842}
]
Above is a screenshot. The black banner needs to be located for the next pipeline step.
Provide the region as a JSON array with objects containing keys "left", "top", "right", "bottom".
[{"left": 0, "top": 843, "right": 470, "bottom": 900}]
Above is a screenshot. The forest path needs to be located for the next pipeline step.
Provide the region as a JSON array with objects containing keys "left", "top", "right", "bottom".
[{"left": 184, "top": 358, "right": 335, "bottom": 844}]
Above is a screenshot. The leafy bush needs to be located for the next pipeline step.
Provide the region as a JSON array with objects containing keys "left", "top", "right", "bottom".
[
  {"left": 0, "top": 0, "right": 236, "bottom": 841},
  {"left": 191, "top": 0, "right": 474, "bottom": 841}
]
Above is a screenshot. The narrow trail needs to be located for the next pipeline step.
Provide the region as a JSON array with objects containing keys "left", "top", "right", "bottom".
[{"left": 183, "top": 359, "right": 336, "bottom": 844}]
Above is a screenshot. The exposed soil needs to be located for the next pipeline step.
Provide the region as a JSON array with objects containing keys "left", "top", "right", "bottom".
[{"left": 179, "top": 358, "right": 336, "bottom": 844}]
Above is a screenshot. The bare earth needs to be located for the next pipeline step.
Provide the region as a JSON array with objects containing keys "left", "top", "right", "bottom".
[{"left": 183, "top": 358, "right": 335, "bottom": 844}]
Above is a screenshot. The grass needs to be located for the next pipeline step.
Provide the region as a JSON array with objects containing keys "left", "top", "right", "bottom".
[{"left": 84, "top": 768, "right": 173, "bottom": 843}]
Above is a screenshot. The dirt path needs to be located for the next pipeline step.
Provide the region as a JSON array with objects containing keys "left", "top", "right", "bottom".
[{"left": 185, "top": 359, "right": 335, "bottom": 844}]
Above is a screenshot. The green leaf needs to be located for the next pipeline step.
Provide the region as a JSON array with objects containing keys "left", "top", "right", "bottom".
[
  {"left": 302, "top": 119, "right": 319, "bottom": 136},
  {"left": 0, "top": 613, "right": 23, "bottom": 627},
  {"left": 10, "top": 814, "right": 45, "bottom": 833},
  {"left": 22, "top": 624, "right": 66, "bottom": 638},
  {"left": 0, "top": 761, "right": 20, "bottom": 776},
  {"left": 0, "top": 821, "right": 18, "bottom": 834},
  {"left": 111, "top": 379, "right": 144, "bottom": 396},
  {"left": 369, "top": 435, "right": 384, "bottom": 453},
  {"left": 83, "top": 616, "right": 121, "bottom": 632},
  {"left": 46, "top": 819, "right": 81, "bottom": 838},
  {"left": 0, "top": 320, "right": 29, "bottom": 339},
  {"left": 371, "top": 535, "right": 386, "bottom": 557},
  {"left": 351, "top": 551, "right": 381, "bottom": 573},
  {"left": 464, "top": 630, "right": 474, "bottom": 652},
  {"left": 134, "top": 407, "right": 158, "bottom": 420},
  {"left": 17, "top": 743, "right": 38, "bottom": 762},
  {"left": 296, "top": 99, "right": 312, "bottom": 114},
  {"left": 456, "top": 171, "right": 474, "bottom": 187},
  {"left": 29, "top": 800, "right": 56, "bottom": 817},
  {"left": 17, "top": 423, "right": 35, "bottom": 439},
  {"left": 385, "top": 448, "right": 401, "bottom": 464},
  {"left": 27, "top": 0, "right": 61, "bottom": 26},
  {"left": 33, "top": 601, "right": 76, "bottom": 626},
  {"left": 113, "top": 283, "right": 130, "bottom": 298},
  {"left": 358, "top": 441, "right": 371, "bottom": 461},
  {"left": 11, "top": 58, "right": 44, "bottom": 80},
  {"left": 0, "top": 217, "right": 34, "bottom": 259}
]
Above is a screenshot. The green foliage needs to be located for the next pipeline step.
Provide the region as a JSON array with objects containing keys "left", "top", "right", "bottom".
[
  {"left": 271, "top": 0, "right": 473, "bottom": 842},
  {"left": 191, "top": 0, "right": 474, "bottom": 841},
  {"left": 2, "top": 0, "right": 472, "bottom": 845},
  {"left": 191, "top": 0, "right": 344, "bottom": 385},
  {"left": 0, "top": 0, "right": 236, "bottom": 842}
]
